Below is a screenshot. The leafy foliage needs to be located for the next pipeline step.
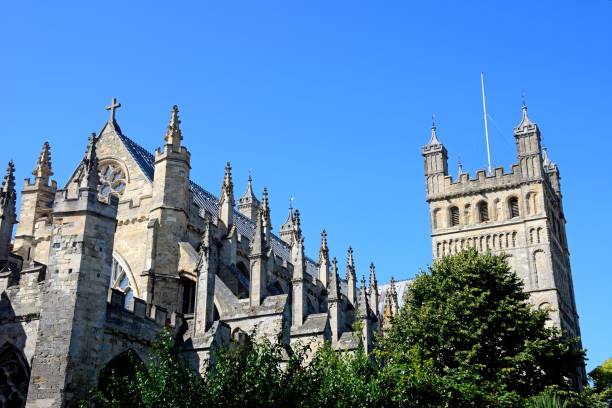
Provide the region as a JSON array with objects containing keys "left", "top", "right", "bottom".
[
  {"left": 89, "top": 330, "right": 207, "bottom": 408},
  {"left": 89, "top": 250, "right": 595, "bottom": 408},
  {"left": 590, "top": 359, "right": 612, "bottom": 406},
  {"left": 378, "top": 249, "right": 585, "bottom": 406},
  {"left": 527, "top": 392, "right": 569, "bottom": 408}
]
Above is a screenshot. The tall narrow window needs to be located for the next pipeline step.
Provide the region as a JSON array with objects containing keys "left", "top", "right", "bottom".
[
  {"left": 477, "top": 201, "right": 489, "bottom": 223},
  {"left": 181, "top": 279, "right": 196, "bottom": 314},
  {"left": 449, "top": 206, "right": 460, "bottom": 227},
  {"left": 509, "top": 197, "right": 520, "bottom": 218}
]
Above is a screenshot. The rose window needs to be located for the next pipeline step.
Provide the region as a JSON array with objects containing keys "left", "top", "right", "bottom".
[{"left": 99, "top": 163, "right": 126, "bottom": 199}]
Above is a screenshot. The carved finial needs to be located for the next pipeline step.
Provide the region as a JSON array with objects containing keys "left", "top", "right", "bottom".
[
  {"left": 369, "top": 262, "right": 377, "bottom": 288},
  {"left": 224, "top": 161, "right": 232, "bottom": 185},
  {"left": 357, "top": 273, "right": 370, "bottom": 317},
  {"left": 389, "top": 276, "right": 397, "bottom": 295},
  {"left": 77, "top": 133, "right": 100, "bottom": 190},
  {"left": 237, "top": 172, "right": 260, "bottom": 221},
  {"left": 458, "top": 157, "right": 463, "bottom": 177},
  {"left": 345, "top": 246, "right": 355, "bottom": 280},
  {"left": 2, "top": 161, "right": 16, "bottom": 197},
  {"left": 319, "top": 229, "right": 329, "bottom": 263},
  {"left": 33, "top": 141, "right": 53, "bottom": 183},
  {"left": 105, "top": 98, "right": 121, "bottom": 122},
  {"left": 218, "top": 161, "right": 235, "bottom": 228},
  {"left": 0, "top": 160, "right": 17, "bottom": 228},
  {"left": 261, "top": 187, "right": 272, "bottom": 239},
  {"left": 164, "top": 105, "right": 182, "bottom": 148},
  {"left": 222, "top": 161, "right": 234, "bottom": 197},
  {"left": 515, "top": 93, "right": 535, "bottom": 131},
  {"left": 285, "top": 197, "right": 294, "bottom": 224},
  {"left": 261, "top": 187, "right": 270, "bottom": 215},
  {"left": 279, "top": 197, "right": 295, "bottom": 244},
  {"left": 329, "top": 256, "right": 339, "bottom": 296},
  {"left": 427, "top": 113, "right": 441, "bottom": 145}
]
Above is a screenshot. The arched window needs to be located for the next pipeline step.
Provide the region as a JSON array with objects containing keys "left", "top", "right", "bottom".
[
  {"left": 98, "top": 350, "right": 144, "bottom": 396},
  {"left": 508, "top": 197, "right": 520, "bottom": 218},
  {"left": 109, "top": 254, "right": 137, "bottom": 309},
  {"left": 477, "top": 201, "right": 489, "bottom": 223},
  {"left": 0, "top": 343, "right": 29, "bottom": 407},
  {"left": 449, "top": 206, "right": 460, "bottom": 227}
]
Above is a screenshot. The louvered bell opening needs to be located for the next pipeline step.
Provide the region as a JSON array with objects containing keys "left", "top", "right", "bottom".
[
  {"left": 509, "top": 197, "right": 520, "bottom": 218},
  {"left": 450, "top": 207, "right": 460, "bottom": 227},
  {"left": 479, "top": 202, "right": 489, "bottom": 223}
]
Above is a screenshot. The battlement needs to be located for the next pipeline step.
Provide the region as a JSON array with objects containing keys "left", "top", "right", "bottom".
[
  {"left": 23, "top": 178, "right": 57, "bottom": 190},
  {"left": 427, "top": 162, "right": 546, "bottom": 201},
  {"left": 106, "top": 288, "right": 184, "bottom": 329},
  {"left": 154, "top": 144, "right": 191, "bottom": 163},
  {"left": 53, "top": 187, "right": 118, "bottom": 219}
]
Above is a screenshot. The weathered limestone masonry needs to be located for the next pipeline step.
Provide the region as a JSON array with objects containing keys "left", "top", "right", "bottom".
[
  {"left": 422, "top": 103, "right": 584, "bottom": 380},
  {"left": 0, "top": 99, "right": 406, "bottom": 407},
  {"left": 25, "top": 135, "right": 119, "bottom": 407}
]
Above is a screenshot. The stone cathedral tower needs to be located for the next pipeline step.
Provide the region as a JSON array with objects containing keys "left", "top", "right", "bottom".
[{"left": 422, "top": 104, "right": 581, "bottom": 343}]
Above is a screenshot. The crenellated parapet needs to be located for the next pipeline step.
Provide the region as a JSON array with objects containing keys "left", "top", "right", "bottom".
[
  {"left": 106, "top": 288, "right": 184, "bottom": 334},
  {"left": 427, "top": 164, "right": 526, "bottom": 201}
]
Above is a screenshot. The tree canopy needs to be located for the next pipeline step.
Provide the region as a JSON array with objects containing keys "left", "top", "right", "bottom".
[
  {"left": 378, "top": 249, "right": 584, "bottom": 406},
  {"left": 88, "top": 249, "right": 607, "bottom": 408}
]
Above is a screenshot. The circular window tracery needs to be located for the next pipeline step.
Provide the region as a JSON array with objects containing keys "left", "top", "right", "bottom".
[{"left": 98, "top": 163, "right": 126, "bottom": 200}]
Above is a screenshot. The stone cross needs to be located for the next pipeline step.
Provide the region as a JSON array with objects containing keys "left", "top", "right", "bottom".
[{"left": 106, "top": 98, "right": 121, "bottom": 121}]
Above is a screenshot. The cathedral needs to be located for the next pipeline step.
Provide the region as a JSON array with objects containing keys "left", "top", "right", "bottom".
[
  {"left": 0, "top": 99, "right": 580, "bottom": 407},
  {"left": 0, "top": 100, "right": 406, "bottom": 407}
]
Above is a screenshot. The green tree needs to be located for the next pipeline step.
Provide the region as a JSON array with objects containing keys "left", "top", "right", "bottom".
[
  {"left": 89, "top": 329, "right": 208, "bottom": 408},
  {"left": 205, "top": 335, "right": 289, "bottom": 408},
  {"left": 378, "top": 249, "right": 585, "bottom": 407},
  {"left": 590, "top": 358, "right": 612, "bottom": 407}
]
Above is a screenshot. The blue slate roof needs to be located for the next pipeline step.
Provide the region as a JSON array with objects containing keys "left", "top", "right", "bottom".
[{"left": 116, "top": 131, "right": 317, "bottom": 277}]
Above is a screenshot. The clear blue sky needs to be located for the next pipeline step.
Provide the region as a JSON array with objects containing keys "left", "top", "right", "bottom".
[{"left": 1, "top": 1, "right": 610, "bottom": 372}]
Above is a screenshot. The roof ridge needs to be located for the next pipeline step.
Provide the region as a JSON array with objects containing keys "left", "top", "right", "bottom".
[{"left": 115, "top": 133, "right": 319, "bottom": 274}]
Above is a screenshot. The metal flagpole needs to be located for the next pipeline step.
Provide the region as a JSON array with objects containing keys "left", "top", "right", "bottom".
[{"left": 481, "top": 72, "right": 492, "bottom": 175}]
